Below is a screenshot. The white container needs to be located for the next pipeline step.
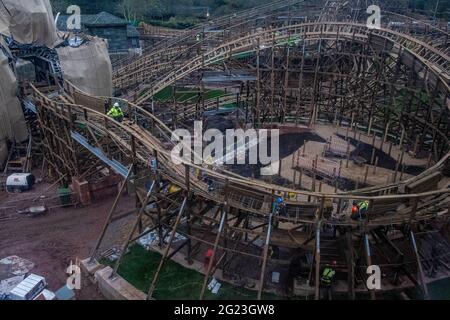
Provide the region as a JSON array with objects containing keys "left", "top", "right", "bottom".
[
  {"left": 9, "top": 274, "right": 47, "bottom": 300},
  {"left": 6, "top": 173, "right": 35, "bottom": 193}
]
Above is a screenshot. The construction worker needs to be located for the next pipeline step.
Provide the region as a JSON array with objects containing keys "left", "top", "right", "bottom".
[
  {"left": 168, "top": 184, "right": 181, "bottom": 194},
  {"left": 150, "top": 158, "right": 157, "bottom": 174},
  {"left": 321, "top": 261, "right": 337, "bottom": 300},
  {"left": 273, "top": 197, "right": 283, "bottom": 212},
  {"left": 107, "top": 102, "right": 124, "bottom": 123},
  {"left": 272, "top": 196, "right": 287, "bottom": 217},
  {"left": 269, "top": 245, "right": 280, "bottom": 259},
  {"left": 351, "top": 200, "right": 369, "bottom": 220},
  {"left": 279, "top": 201, "right": 287, "bottom": 217}
]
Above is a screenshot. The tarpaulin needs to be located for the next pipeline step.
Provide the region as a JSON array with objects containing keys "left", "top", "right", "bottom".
[
  {"left": 0, "top": 0, "right": 59, "bottom": 47},
  {"left": 0, "top": 50, "right": 28, "bottom": 165},
  {"left": 57, "top": 37, "right": 113, "bottom": 97}
]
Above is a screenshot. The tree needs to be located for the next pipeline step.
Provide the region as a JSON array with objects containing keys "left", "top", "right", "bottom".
[
  {"left": 50, "top": 0, "right": 72, "bottom": 14},
  {"left": 116, "top": 0, "right": 144, "bottom": 22}
]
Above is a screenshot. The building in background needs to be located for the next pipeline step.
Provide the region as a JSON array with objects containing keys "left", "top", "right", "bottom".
[{"left": 56, "top": 11, "right": 141, "bottom": 56}]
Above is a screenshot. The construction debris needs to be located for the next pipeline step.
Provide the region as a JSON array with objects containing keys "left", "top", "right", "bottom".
[
  {"left": 138, "top": 228, "right": 187, "bottom": 250},
  {"left": 0, "top": 256, "right": 35, "bottom": 277}
]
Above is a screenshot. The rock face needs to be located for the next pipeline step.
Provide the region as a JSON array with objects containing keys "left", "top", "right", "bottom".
[
  {"left": 0, "top": 50, "right": 28, "bottom": 166},
  {"left": 0, "top": 0, "right": 59, "bottom": 47}
]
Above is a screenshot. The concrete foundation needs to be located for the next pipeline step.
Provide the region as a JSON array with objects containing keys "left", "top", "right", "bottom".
[
  {"left": 80, "top": 258, "right": 103, "bottom": 281},
  {"left": 81, "top": 258, "right": 147, "bottom": 300},
  {"left": 95, "top": 267, "right": 147, "bottom": 300}
]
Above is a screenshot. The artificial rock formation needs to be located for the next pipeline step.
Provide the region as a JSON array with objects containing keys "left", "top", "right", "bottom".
[
  {"left": 0, "top": 49, "right": 28, "bottom": 164},
  {"left": 57, "top": 37, "right": 113, "bottom": 97},
  {"left": 0, "top": 0, "right": 59, "bottom": 47}
]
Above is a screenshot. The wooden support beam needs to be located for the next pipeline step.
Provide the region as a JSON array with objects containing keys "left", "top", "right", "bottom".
[
  {"left": 346, "top": 231, "right": 355, "bottom": 300},
  {"left": 373, "top": 157, "right": 379, "bottom": 174},
  {"left": 410, "top": 231, "right": 429, "bottom": 300},
  {"left": 364, "top": 234, "right": 376, "bottom": 300},
  {"left": 199, "top": 207, "right": 227, "bottom": 300},
  {"left": 364, "top": 166, "right": 369, "bottom": 185},
  {"left": 89, "top": 166, "right": 133, "bottom": 262},
  {"left": 112, "top": 181, "right": 156, "bottom": 277},
  {"left": 147, "top": 197, "right": 188, "bottom": 299},
  {"left": 314, "top": 221, "right": 321, "bottom": 300},
  {"left": 257, "top": 207, "right": 275, "bottom": 300}
]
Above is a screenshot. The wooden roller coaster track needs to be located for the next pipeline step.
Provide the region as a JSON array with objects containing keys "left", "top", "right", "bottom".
[
  {"left": 32, "top": 77, "right": 450, "bottom": 228},
  {"left": 31, "top": 2, "right": 450, "bottom": 300},
  {"left": 126, "top": 22, "right": 450, "bottom": 105}
]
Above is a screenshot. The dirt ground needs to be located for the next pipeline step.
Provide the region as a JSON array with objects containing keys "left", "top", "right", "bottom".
[{"left": 0, "top": 180, "right": 135, "bottom": 300}]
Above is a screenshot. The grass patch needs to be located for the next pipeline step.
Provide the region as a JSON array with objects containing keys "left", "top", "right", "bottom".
[{"left": 103, "top": 244, "right": 279, "bottom": 300}]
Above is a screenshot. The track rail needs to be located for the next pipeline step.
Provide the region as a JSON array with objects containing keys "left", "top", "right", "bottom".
[
  {"left": 113, "top": 0, "right": 306, "bottom": 70},
  {"left": 33, "top": 7, "right": 450, "bottom": 296},
  {"left": 32, "top": 78, "right": 450, "bottom": 228},
  {"left": 133, "top": 22, "right": 450, "bottom": 105}
]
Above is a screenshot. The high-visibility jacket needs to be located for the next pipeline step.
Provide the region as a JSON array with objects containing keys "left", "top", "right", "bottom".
[
  {"left": 321, "top": 268, "right": 336, "bottom": 285},
  {"left": 107, "top": 106, "right": 124, "bottom": 118},
  {"left": 358, "top": 200, "right": 369, "bottom": 211},
  {"left": 168, "top": 185, "right": 181, "bottom": 194}
]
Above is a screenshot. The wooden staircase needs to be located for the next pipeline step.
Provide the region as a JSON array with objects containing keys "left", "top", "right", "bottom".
[{"left": 3, "top": 139, "right": 32, "bottom": 174}]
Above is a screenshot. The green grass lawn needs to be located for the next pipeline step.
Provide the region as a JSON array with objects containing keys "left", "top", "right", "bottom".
[{"left": 103, "top": 244, "right": 279, "bottom": 300}]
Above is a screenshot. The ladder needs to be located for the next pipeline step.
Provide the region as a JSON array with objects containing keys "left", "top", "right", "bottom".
[{"left": 3, "top": 139, "right": 32, "bottom": 174}]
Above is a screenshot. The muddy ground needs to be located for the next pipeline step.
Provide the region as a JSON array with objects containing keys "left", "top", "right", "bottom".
[{"left": 0, "top": 181, "right": 135, "bottom": 300}]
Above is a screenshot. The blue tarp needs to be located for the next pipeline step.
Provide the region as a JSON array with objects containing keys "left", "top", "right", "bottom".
[{"left": 71, "top": 131, "right": 129, "bottom": 178}]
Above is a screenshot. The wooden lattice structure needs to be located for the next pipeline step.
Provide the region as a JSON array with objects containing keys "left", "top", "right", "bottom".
[{"left": 32, "top": 0, "right": 450, "bottom": 300}]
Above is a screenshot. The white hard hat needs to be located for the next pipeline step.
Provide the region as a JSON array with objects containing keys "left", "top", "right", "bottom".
[{"left": 114, "top": 102, "right": 120, "bottom": 107}]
